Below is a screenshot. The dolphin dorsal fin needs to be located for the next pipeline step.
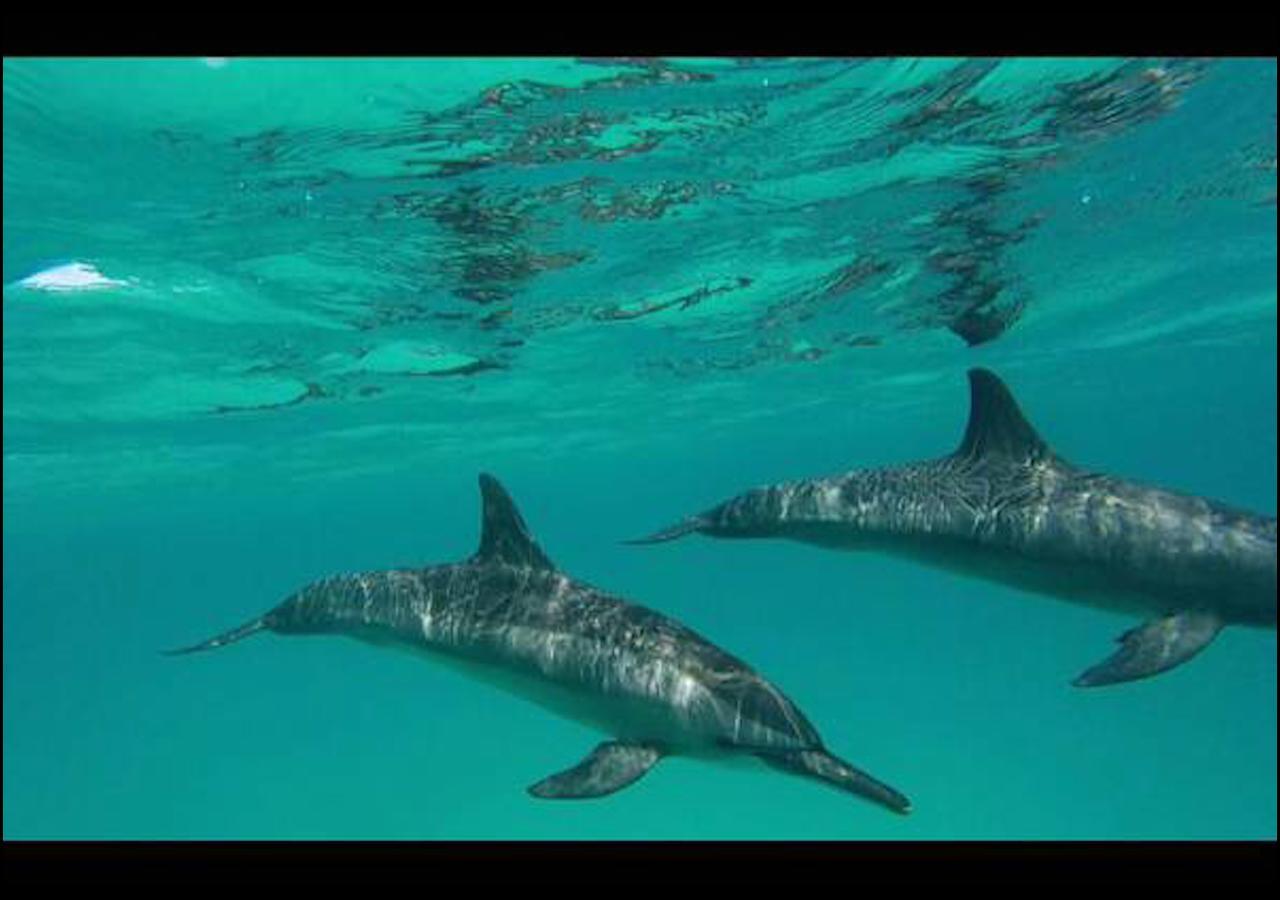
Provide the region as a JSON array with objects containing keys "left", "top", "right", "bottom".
[
  {"left": 473, "top": 473, "right": 556, "bottom": 570},
  {"left": 955, "top": 368, "right": 1049, "bottom": 461}
]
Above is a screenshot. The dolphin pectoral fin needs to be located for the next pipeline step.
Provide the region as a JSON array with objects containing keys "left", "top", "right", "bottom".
[
  {"left": 527, "top": 741, "right": 663, "bottom": 799},
  {"left": 760, "top": 748, "right": 911, "bottom": 815},
  {"left": 1072, "top": 612, "right": 1224, "bottom": 688}
]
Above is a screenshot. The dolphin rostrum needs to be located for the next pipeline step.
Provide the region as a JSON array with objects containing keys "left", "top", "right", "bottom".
[
  {"left": 168, "top": 474, "right": 911, "bottom": 812},
  {"left": 629, "top": 369, "right": 1277, "bottom": 687}
]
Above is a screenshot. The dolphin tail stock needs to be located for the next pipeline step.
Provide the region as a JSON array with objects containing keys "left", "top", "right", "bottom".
[
  {"left": 623, "top": 516, "right": 707, "bottom": 546},
  {"left": 760, "top": 747, "right": 912, "bottom": 815},
  {"left": 163, "top": 616, "right": 268, "bottom": 656}
]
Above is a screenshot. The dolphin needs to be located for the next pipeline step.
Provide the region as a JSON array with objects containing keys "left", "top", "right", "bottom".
[
  {"left": 629, "top": 369, "right": 1277, "bottom": 687},
  {"left": 167, "top": 474, "right": 910, "bottom": 812}
]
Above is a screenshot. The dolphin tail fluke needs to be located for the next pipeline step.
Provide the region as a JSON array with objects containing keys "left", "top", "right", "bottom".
[
  {"left": 623, "top": 517, "right": 706, "bottom": 546},
  {"left": 762, "top": 748, "right": 912, "bottom": 815},
  {"left": 1072, "top": 611, "right": 1223, "bottom": 687},
  {"left": 163, "top": 617, "right": 268, "bottom": 656}
]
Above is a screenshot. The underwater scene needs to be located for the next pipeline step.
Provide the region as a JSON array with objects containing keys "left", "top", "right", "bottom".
[{"left": 2, "top": 57, "right": 1276, "bottom": 840}]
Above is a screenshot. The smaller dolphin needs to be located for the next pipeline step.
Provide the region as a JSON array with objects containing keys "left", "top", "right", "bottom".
[
  {"left": 168, "top": 474, "right": 910, "bottom": 813},
  {"left": 629, "top": 369, "right": 1277, "bottom": 687}
]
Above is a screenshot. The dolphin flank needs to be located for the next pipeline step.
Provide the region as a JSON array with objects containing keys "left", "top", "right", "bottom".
[
  {"left": 168, "top": 474, "right": 911, "bottom": 812},
  {"left": 629, "top": 368, "right": 1277, "bottom": 687}
]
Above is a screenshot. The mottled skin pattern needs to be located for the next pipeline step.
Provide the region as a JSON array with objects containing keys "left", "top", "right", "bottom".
[
  {"left": 697, "top": 453, "right": 1276, "bottom": 625},
  {"left": 635, "top": 369, "right": 1276, "bottom": 685},
  {"left": 168, "top": 474, "right": 910, "bottom": 812},
  {"left": 270, "top": 563, "right": 819, "bottom": 753}
]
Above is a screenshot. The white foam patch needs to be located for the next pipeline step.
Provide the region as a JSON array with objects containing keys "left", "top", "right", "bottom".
[{"left": 18, "top": 262, "right": 129, "bottom": 293}]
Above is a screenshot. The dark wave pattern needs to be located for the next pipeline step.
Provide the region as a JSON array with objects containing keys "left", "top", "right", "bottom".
[{"left": 2, "top": 57, "right": 1275, "bottom": 492}]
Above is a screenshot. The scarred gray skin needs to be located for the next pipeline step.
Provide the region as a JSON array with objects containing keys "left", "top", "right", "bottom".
[
  {"left": 168, "top": 474, "right": 910, "bottom": 812},
  {"left": 268, "top": 565, "right": 817, "bottom": 753},
  {"left": 632, "top": 369, "right": 1276, "bottom": 686}
]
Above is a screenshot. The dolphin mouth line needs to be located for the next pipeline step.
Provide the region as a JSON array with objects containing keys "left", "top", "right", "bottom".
[
  {"left": 623, "top": 517, "right": 705, "bottom": 545},
  {"left": 163, "top": 617, "right": 267, "bottom": 656}
]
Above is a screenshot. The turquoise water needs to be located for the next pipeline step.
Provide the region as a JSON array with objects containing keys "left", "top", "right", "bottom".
[{"left": 2, "top": 57, "right": 1275, "bottom": 840}]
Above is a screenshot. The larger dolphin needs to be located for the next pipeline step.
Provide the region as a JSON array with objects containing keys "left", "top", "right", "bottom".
[
  {"left": 168, "top": 474, "right": 910, "bottom": 812},
  {"left": 630, "top": 369, "right": 1276, "bottom": 686}
]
